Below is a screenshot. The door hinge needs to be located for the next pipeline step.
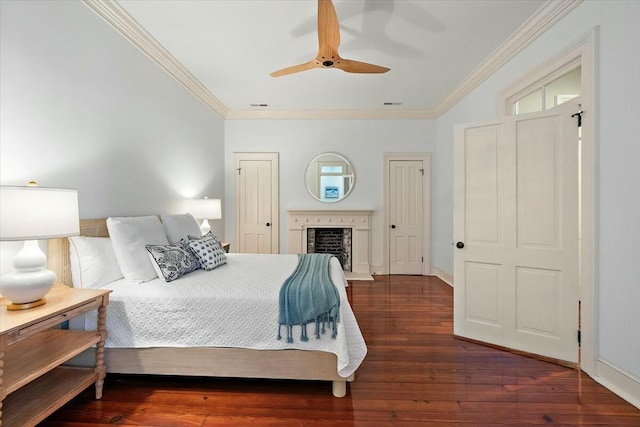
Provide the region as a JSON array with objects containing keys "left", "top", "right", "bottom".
[
  {"left": 419, "top": 168, "right": 424, "bottom": 176},
  {"left": 421, "top": 257, "right": 424, "bottom": 262},
  {"left": 577, "top": 330, "right": 581, "bottom": 346},
  {"left": 236, "top": 168, "right": 241, "bottom": 175}
]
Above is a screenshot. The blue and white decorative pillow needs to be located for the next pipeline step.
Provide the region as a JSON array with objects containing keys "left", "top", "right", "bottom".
[
  {"left": 188, "top": 232, "right": 227, "bottom": 271},
  {"left": 146, "top": 239, "right": 200, "bottom": 282}
]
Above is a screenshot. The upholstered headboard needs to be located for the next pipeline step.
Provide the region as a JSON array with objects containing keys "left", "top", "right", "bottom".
[{"left": 48, "top": 218, "right": 110, "bottom": 287}]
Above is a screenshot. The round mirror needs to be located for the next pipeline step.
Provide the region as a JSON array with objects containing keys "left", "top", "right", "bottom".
[{"left": 305, "top": 153, "right": 355, "bottom": 202}]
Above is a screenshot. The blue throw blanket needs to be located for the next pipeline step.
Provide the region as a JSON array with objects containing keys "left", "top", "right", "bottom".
[{"left": 278, "top": 253, "right": 340, "bottom": 343}]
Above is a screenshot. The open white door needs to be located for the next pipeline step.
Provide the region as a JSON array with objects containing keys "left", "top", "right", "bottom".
[
  {"left": 234, "top": 153, "right": 279, "bottom": 254},
  {"left": 453, "top": 99, "right": 580, "bottom": 363}
]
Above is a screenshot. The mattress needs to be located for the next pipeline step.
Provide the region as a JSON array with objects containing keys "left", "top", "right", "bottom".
[{"left": 85, "top": 253, "right": 367, "bottom": 378}]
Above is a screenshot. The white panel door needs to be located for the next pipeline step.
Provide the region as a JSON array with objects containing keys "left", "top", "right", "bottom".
[
  {"left": 234, "top": 153, "right": 279, "bottom": 254},
  {"left": 389, "top": 160, "right": 424, "bottom": 275},
  {"left": 453, "top": 99, "right": 580, "bottom": 363}
]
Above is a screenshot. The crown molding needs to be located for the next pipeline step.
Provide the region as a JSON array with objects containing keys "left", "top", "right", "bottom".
[
  {"left": 83, "top": 0, "right": 581, "bottom": 121},
  {"left": 435, "top": 0, "right": 583, "bottom": 117},
  {"left": 82, "top": 0, "right": 228, "bottom": 119},
  {"left": 226, "top": 108, "right": 437, "bottom": 120}
]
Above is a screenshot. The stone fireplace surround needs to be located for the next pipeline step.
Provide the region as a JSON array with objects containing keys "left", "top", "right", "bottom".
[{"left": 288, "top": 210, "right": 374, "bottom": 281}]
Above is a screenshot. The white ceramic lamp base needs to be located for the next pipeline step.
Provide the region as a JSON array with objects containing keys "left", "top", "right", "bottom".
[
  {"left": 0, "top": 240, "right": 56, "bottom": 310},
  {"left": 200, "top": 219, "right": 211, "bottom": 235}
]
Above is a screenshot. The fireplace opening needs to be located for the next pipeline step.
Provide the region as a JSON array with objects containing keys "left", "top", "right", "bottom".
[{"left": 307, "top": 228, "right": 352, "bottom": 272}]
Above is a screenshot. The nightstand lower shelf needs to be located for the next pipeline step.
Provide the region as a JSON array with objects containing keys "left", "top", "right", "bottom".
[
  {"left": 5, "top": 328, "right": 101, "bottom": 394},
  {"left": 1, "top": 285, "right": 111, "bottom": 427},
  {"left": 2, "top": 366, "right": 98, "bottom": 427}
]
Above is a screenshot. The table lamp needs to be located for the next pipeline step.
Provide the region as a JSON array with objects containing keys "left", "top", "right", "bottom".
[
  {"left": 189, "top": 197, "right": 222, "bottom": 235},
  {"left": 0, "top": 183, "right": 79, "bottom": 310}
]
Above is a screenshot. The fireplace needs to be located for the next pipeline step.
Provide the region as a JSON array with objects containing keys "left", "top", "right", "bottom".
[
  {"left": 307, "top": 228, "right": 352, "bottom": 272},
  {"left": 288, "top": 210, "right": 373, "bottom": 280}
]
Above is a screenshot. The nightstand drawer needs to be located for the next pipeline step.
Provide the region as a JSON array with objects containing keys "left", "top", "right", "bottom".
[{"left": 12, "top": 299, "right": 100, "bottom": 344}]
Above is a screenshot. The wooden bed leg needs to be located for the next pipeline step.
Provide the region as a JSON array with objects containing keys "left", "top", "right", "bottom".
[{"left": 332, "top": 380, "right": 347, "bottom": 397}]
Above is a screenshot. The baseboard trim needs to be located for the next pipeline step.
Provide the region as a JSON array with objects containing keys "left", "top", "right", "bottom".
[
  {"left": 594, "top": 358, "right": 640, "bottom": 409},
  {"left": 431, "top": 267, "right": 453, "bottom": 287}
]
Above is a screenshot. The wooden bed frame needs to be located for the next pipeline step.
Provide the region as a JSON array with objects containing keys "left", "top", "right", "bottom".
[{"left": 48, "top": 219, "right": 353, "bottom": 397}]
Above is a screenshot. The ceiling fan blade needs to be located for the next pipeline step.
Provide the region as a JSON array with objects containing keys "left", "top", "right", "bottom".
[
  {"left": 270, "top": 60, "right": 320, "bottom": 77},
  {"left": 317, "top": 0, "right": 340, "bottom": 56},
  {"left": 335, "top": 58, "right": 390, "bottom": 74}
]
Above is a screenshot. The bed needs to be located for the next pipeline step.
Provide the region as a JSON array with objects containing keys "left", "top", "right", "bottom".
[{"left": 47, "top": 218, "right": 366, "bottom": 397}]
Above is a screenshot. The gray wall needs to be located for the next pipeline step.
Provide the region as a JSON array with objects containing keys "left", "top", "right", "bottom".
[
  {"left": 0, "top": 0, "right": 225, "bottom": 272},
  {"left": 224, "top": 118, "right": 436, "bottom": 271}
]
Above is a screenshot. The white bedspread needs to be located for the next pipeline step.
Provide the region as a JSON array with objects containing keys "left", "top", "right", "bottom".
[{"left": 86, "top": 253, "right": 366, "bottom": 378}]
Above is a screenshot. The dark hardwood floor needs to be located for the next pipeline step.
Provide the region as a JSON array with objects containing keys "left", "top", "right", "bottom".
[{"left": 43, "top": 275, "right": 640, "bottom": 426}]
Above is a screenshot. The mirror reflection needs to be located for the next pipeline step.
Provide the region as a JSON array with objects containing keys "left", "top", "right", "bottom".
[{"left": 305, "top": 153, "right": 355, "bottom": 202}]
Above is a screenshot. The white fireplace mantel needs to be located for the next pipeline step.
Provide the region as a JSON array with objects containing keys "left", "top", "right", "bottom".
[{"left": 288, "top": 210, "right": 373, "bottom": 280}]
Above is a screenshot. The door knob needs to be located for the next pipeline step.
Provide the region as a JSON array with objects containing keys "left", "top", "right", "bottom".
[
  {"left": 391, "top": 224, "right": 396, "bottom": 229},
  {"left": 266, "top": 222, "right": 271, "bottom": 227},
  {"left": 456, "top": 241, "right": 464, "bottom": 249}
]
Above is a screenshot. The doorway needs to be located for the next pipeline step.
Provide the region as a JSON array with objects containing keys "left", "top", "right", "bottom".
[
  {"left": 454, "top": 29, "right": 596, "bottom": 369},
  {"left": 453, "top": 98, "right": 581, "bottom": 363}
]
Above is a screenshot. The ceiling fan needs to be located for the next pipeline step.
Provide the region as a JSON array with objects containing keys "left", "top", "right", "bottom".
[{"left": 270, "top": 0, "right": 390, "bottom": 77}]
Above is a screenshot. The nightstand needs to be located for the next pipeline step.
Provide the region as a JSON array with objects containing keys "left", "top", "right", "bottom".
[
  {"left": 0, "top": 284, "right": 111, "bottom": 427},
  {"left": 222, "top": 242, "right": 230, "bottom": 253}
]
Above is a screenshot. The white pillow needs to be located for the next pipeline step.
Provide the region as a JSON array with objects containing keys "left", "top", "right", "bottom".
[
  {"left": 107, "top": 215, "right": 169, "bottom": 283},
  {"left": 68, "top": 236, "right": 123, "bottom": 288},
  {"left": 161, "top": 213, "right": 201, "bottom": 244}
]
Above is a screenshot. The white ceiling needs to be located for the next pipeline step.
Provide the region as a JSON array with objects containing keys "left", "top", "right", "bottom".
[{"left": 109, "top": 0, "right": 547, "bottom": 117}]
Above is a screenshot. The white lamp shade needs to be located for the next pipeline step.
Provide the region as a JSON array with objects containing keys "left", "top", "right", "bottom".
[
  {"left": 0, "top": 186, "right": 80, "bottom": 241},
  {"left": 190, "top": 198, "right": 222, "bottom": 220}
]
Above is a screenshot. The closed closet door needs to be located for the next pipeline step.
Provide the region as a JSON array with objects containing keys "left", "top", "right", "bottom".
[
  {"left": 385, "top": 153, "right": 431, "bottom": 276},
  {"left": 389, "top": 160, "right": 424, "bottom": 274},
  {"left": 234, "top": 153, "right": 279, "bottom": 254}
]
